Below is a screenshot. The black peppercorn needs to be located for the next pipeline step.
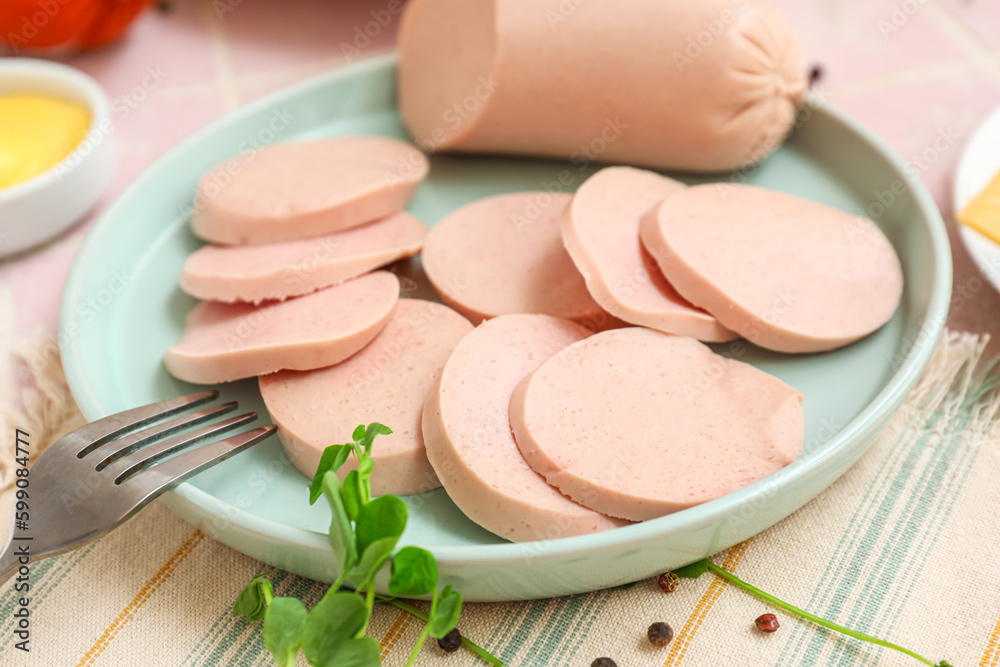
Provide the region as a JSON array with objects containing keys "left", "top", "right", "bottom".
[
  {"left": 437, "top": 628, "right": 462, "bottom": 653},
  {"left": 647, "top": 621, "right": 674, "bottom": 647},
  {"left": 591, "top": 659, "right": 618, "bottom": 667},
  {"left": 808, "top": 65, "right": 824, "bottom": 87}
]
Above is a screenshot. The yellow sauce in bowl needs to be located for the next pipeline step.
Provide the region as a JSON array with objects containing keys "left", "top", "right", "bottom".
[{"left": 0, "top": 93, "right": 91, "bottom": 191}]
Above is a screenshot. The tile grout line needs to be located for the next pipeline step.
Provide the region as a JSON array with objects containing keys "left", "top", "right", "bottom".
[
  {"left": 199, "top": 0, "right": 242, "bottom": 111},
  {"left": 826, "top": 56, "right": 1000, "bottom": 99},
  {"left": 924, "top": 0, "right": 1000, "bottom": 88}
]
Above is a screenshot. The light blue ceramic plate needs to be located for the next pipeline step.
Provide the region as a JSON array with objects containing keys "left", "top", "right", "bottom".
[{"left": 61, "top": 55, "right": 951, "bottom": 601}]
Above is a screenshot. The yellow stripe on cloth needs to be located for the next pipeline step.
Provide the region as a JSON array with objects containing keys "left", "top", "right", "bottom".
[
  {"left": 380, "top": 609, "right": 415, "bottom": 659},
  {"left": 981, "top": 611, "right": 1000, "bottom": 667},
  {"left": 662, "top": 539, "right": 753, "bottom": 667},
  {"left": 76, "top": 530, "right": 205, "bottom": 667}
]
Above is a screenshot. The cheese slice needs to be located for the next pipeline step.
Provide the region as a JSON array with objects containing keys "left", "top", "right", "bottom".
[{"left": 959, "top": 170, "right": 1000, "bottom": 245}]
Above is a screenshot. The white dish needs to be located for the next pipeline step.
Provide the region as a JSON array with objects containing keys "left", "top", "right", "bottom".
[
  {"left": 953, "top": 105, "right": 1000, "bottom": 290},
  {"left": 0, "top": 58, "right": 115, "bottom": 257}
]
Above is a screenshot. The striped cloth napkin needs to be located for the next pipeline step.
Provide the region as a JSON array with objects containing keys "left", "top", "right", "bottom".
[{"left": 1, "top": 329, "right": 998, "bottom": 667}]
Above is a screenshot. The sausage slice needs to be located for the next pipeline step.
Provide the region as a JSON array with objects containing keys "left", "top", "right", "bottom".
[
  {"left": 509, "top": 327, "right": 804, "bottom": 521},
  {"left": 191, "top": 136, "right": 428, "bottom": 244},
  {"left": 423, "top": 314, "right": 628, "bottom": 541},
  {"left": 164, "top": 271, "right": 399, "bottom": 384},
  {"left": 421, "top": 192, "right": 611, "bottom": 329},
  {"left": 640, "top": 184, "right": 904, "bottom": 353},
  {"left": 181, "top": 212, "right": 427, "bottom": 303},
  {"left": 562, "top": 167, "right": 735, "bottom": 342},
  {"left": 261, "top": 299, "right": 472, "bottom": 496}
]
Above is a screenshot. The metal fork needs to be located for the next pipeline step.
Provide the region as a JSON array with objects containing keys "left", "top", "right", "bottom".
[{"left": 0, "top": 391, "right": 275, "bottom": 583}]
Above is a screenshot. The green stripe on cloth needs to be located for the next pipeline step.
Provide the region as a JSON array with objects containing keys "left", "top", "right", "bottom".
[
  {"left": 790, "top": 425, "right": 947, "bottom": 665},
  {"left": 777, "top": 350, "right": 998, "bottom": 667},
  {"left": 182, "top": 569, "right": 298, "bottom": 667},
  {"left": 870, "top": 413, "right": 982, "bottom": 655},
  {"left": 0, "top": 544, "right": 96, "bottom": 652},
  {"left": 37, "top": 331, "right": 991, "bottom": 667},
  {"left": 826, "top": 411, "right": 980, "bottom": 666},
  {"left": 496, "top": 599, "right": 551, "bottom": 665},
  {"left": 776, "top": 421, "right": 933, "bottom": 666},
  {"left": 523, "top": 593, "right": 588, "bottom": 666},
  {"left": 559, "top": 590, "right": 615, "bottom": 665},
  {"left": 775, "top": 399, "right": 933, "bottom": 666}
]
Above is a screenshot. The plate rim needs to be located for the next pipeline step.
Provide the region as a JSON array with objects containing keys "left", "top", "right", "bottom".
[
  {"left": 952, "top": 103, "right": 1000, "bottom": 293},
  {"left": 60, "top": 53, "right": 953, "bottom": 566}
]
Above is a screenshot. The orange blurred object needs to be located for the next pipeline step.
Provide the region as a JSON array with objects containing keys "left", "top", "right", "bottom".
[{"left": 0, "top": 0, "right": 154, "bottom": 52}]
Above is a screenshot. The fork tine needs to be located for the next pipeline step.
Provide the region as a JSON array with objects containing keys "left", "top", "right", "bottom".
[
  {"left": 120, "top": 425, "right": 277, "bottom": 497},
  {"left": 93, "top": 402, "right": 239, "bottom": 471},
  {"left": 105, "top": 412, "right": 259, "bottom": 484},
  {"left": 68, "top": 391, "right": 219, "bottom": 459}
]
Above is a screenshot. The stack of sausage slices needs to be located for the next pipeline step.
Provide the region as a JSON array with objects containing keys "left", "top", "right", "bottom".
[{"left": 165, "top": 137, "right": 904, "bottom": 543}]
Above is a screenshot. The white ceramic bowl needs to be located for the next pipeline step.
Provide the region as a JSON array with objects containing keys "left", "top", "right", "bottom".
[{"left": 0, "top": 58, "right": 115, "bottom": 258}]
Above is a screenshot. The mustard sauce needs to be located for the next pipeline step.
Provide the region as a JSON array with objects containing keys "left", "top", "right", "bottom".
[{"left": 0, "top": 93, "right": 91, "bottom": 191}]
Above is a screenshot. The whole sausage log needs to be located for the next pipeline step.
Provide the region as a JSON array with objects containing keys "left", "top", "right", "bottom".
[{"left": 398, "top": 0, "right": 806, "bottom": 172}]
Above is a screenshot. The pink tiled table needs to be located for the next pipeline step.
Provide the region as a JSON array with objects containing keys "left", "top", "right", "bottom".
[
  {"left": 3, "top": 0, "right": 999, "bottom": 354},
  {"left": 1, "top": 3, "right": 1000, "bottom": 665}
]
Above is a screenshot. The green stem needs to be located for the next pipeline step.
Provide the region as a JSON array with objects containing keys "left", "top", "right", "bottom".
[
  {"left": 405, "top": 626, "right": 431, "bottom": 667},
  {"left": 705, "top": 562, "right": 940, "bottom": 667},
  {"left": 330, "top": 570, "right": 348, "bottom": 594},
  {"left": 355, "top": 584, "right": 377, "bottom": 638},
  {"left": 259, "top": 580, "right": 273, "bottom": 607},
  {"left": 379, "top": 598, "right": 504, "bottom": 667}
]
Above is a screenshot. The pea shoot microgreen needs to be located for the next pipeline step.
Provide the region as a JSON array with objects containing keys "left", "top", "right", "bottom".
[
  {"left": 234, "top": 423, "right": 503, "bottom": 667},
  {"left": 674, "top": 559, "right": 952, "bottom": 667}
]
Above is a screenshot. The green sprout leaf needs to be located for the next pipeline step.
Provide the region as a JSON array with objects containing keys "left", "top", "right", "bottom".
[
  {"left": 322, "top": 473, "right": 358, "bottom": 575},
  {"left": 342, "top": 470, "right": 364, "bottom": 522},
  {"left": 389, "top": 546, "right": 438, "bottom": 597},
  {"left": 300, "top": 592, "right": 370, "bottom": 666},
  {"left": 309, "top": 445, "right": 351, "bottom": 505},
  {"left": 356, "top": 456, "right": 375, "bottom": 505},
  {"left": 355, "top": 495, "right": 408, "bottom": 556},
  {"left": 360, "top": 422, "right": 392, "bottom": 455},
  {"left": 672, "top": 559, "right": 710, "bottom": 579},
  {"left": 233, "top": 577, "right": 273, "bottom": 623},
  {"left": 612, "top": 581, "right": 639, "bottom": 590},
  {"left": 327, "top": 636, "right": 382, "bottom": 667},
  {"left": 262, "top": 597, "right": 307, "bottom": 667},
  {"left": 241, "top": 423, "right": 504, "bottom": 667},
  {"left": 428, "top": 585, "right": 463, "bottom": 639},
  {"left": 349, "top": 537, "right": 397, "bottom": 590}
]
